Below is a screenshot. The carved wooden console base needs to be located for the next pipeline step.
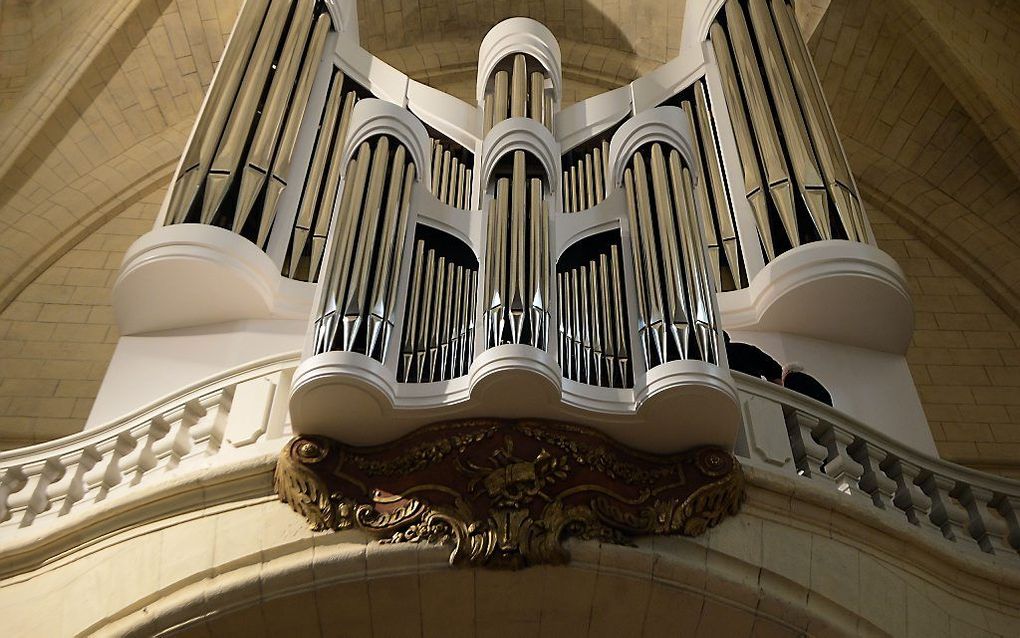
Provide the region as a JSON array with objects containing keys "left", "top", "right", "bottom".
[{"left": 274, "top": 419, "right": 745, "bottom": 568}]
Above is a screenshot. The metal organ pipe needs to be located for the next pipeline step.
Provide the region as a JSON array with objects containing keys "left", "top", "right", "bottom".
[
  {"left": 708, "top": 0, "right": 870, "bottom": 262},
  {"left": 482, "top": 53, "right": 552, "bottom": 130},
  {"left": 620, "top": 138, "right": 721, "bottom": 370},
  {"left": 313, "top": 135, "right": 416, "bottom": 364}
]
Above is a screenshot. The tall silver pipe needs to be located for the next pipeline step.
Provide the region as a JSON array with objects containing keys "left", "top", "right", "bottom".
[
  {"left": 289, "top": 79, "right": 342, "bottom": 278},
  {"left": 366, "top": 145, "right": 407, "bottom": 359},
  {"left": 260, "top": 14, "right": 331, "bottom": 248},
  {"left": 382, "top": 163, "right": 416, "bottom": 361},
  {"left": 747, "top": 0, "right": 831, "bottom": 240},
  {"left": 167, "top": 0, "right": 269, "bottom": 225},
  {"left": 320, "top": 141, "right": 370, "bottom": 342},
  {"left": 724, "top": 0, "right": 800, "bottom": 251},
  {"left": 511, "top": 54, "right": 527, "bottom": 118},
  {"left": 710, "top": 23, "right": 776, "bottom": 260},
  {"left": 235, "top": 0, "right": 314, "bottom": 236},
  {"left": 416, "top": 249, "right": 437, "bottom": 381},
  {"left": 772, "top": 0, "right": 863, "bottom": 241},
  {"left": 402, "top": 241, "right": 426, "bottom": 381},
  {"left": 682, "top": 98, "right": 723, "bottom": 287},
  {"left": 631, "top": 152, "right": 667, "bottom": 364},
  {"left": 609, "top": 245, "right": 628, "bottom": 384},
  {"left": 623, "top": 168, "right": 651, "bottom": 371},
  {"left": 202, "top": 0, "right": 293, "bottom": 224},
  {"left": 340, "top": 136, "right": 391, "bottom": 351}
]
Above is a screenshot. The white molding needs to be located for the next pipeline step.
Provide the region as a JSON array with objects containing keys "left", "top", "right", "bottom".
[
  {"left": 607, "top": 106, "right": 698, "bottom": 189},
  {"left": 555, "top": 85, "right": 632, "bottom": 152},
  {"left": 479, "top": 116, "right": 560, "bottom": 187},
  {"left": 340, "top": 98, "right": 432, "bottom": 185},
  {"left": 718, "top": 240, "right": 914, "bottom": 353},
  {"left": 289, "top": 345, "right": 741, "bottom": 453},
  {"left": 112, "top": 224, "right": 315, "bottom": 335},
  {"left": 406, "top": 79, "right": 481, "bottom": 151},
  {"left": 476, "top": 17, "right": 562, "bottom": 104}
]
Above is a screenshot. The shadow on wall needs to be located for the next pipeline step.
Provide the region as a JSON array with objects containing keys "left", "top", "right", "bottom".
[{"left": 356, "top": 0, "right": 678, "bottom": 102}]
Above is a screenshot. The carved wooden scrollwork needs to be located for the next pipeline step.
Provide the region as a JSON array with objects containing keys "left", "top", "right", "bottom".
[{"left": 274, "top": 419, "right": 745, "bottom": 568}]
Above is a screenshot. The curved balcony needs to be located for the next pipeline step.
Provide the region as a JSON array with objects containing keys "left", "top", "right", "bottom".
[
  {"left": 718, "top": 239, "right": 913, "bottom": 353},
  {"left": 2, "top": 357, "right": 1017, "bottom": 573},
  {"left": 112, "top": 224, "right": 314, "bottom": 335}
]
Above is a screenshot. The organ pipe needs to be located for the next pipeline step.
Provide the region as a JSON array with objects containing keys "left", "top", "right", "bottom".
[
  {"left": 622, "top": 141, "right": 721, "bottom": 369},
  {"left": 235, "top": 0, "right": 314, "bottom": 236},
  {"left": 166, "top": 0, "right": 269, "bottom": 225},
  {"left": 202, "top": 0, "right": 293, "bottom": 224}
]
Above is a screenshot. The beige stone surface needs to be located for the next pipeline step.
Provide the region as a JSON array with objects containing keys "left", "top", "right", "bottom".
[
  {"left": 0, "top": 189, "right": 163, "bottom": 448},
  {"left": 870, "top": 203, "right": 1020, "bottom": 476}
]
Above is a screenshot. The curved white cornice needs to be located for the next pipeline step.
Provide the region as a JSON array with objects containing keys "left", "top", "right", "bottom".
[
  {"left": 479, "top": 117, "right": 560, "bottom": 188},
  {"left": 718, "top": 240, "right": 914, "bottom": 353},
  {"left": 340, "top": 98, "right": 432, "bottom": 185},
  {"left": 406, "top": 80, "right": 481, "bottom": 151},
  {"left": 112, "top": 224, "right": 314, "bottom": 335},
  {"left": 288, "top": 345, "right": 740, "bottom": 453},
  {"left": 607, "top": 106, "right": 699, "bottom": 189},
  {"left": 476, "top": 17, "right": 563, "bottom": 104},
  {"left": 683, "top": 0, "right": 727, "bottom": 45},
  {"left": 323, "top": 0, "right": 357, "bottom": 34}
]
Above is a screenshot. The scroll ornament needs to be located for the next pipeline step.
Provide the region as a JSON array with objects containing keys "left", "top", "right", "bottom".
[{"left": 275, "top": 419, "right": 745, "bottom": 568}]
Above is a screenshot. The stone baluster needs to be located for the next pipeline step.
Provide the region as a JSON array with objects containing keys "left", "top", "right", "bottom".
[
  {"left": 118, "top": 418, "right": 169, "bottom": 490},
  {"left": 0, "top": 466, "right": 28, "bottom": 525},
  {"left": 6, "top": 457, "right": 65, "bottom": 527},
  {"left": 813, "top": 423, "right": 864, "bottom": 495},
  {"left": 962, "top": 486, "right": 1016, "bottom": 557},
  {"left": 80, "top": 432, "right": 133, "bottom": 502},
  {"left": 44, "top": 448, "right": 101, "bottom": 519},
  {"left": 919, "top": 472, "right": 982, "bottom": 550},
  {"left": 951, "top": 483, "right": 994, "bottom": 554},
  {"left": 183, "top": 389, "right": 233, "bottom": 461},
  {"left": 783, "top": 408, "right": 830, "bottom": 481},
  {"left": 56, "top": 446, "right": 103, "bottom": 516},
  {"left": 848, "top": 438, "right": 897, "bottom": 510},
  {"left": 883, "top": 456, "right": 939, "bottom": 534},
  {"left": 989, "top": 495, "right": 1020, "bottom": 556},
  {"left": 160, "top": 400, "right": 205, "bottom": 472}
]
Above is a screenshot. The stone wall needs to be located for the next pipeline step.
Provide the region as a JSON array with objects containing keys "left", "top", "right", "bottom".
[{"left": 870, "top": 204, "right": 1020, "bottom": 476}]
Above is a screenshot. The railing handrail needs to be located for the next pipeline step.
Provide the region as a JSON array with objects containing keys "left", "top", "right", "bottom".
[
  {"left": 734, "top": 372, "right": 1020, "bottom": 497},
  {"left": 0, "top": 352, "right": 300, "bottom": 466}
]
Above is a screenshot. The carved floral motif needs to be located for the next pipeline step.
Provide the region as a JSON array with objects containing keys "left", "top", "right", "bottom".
[{"left": 275, "top": 419, "right": 745, "bottom": 568}]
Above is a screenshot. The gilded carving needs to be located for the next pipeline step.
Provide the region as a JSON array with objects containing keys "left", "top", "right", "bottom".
[{"left": 275, "top": 419, "right": 745, "bottom": 568}]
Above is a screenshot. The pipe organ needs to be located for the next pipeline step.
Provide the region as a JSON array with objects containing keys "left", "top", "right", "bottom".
[
  {"left": 143, "top": 8, "right": 878, "bottom": 450},
  {"left": 165, "top": 0, "right": 331, "bottom": 249},
  {"left": 313, "top": 128, "right": 418, "bottom": 362},
  {"left": 557, "top": 234, "right": 632, "bottom": 389},
  {"left": 399, "top": 230, "right": 478, "bottom": 383},
  {"left": 673, "top": 82, "right": 746, "bottom": 291},
  {"left": 482, "top": 53, "right": 553, "bottom": 134},
  {"left": 709, "top": 0, "right": 867, "bottom": 260},
  {"left": 428, "top": 137, "right": 474, "bottom": 210},
  {"left": 561, "top": 137, "right": 612, "bottom": 214},
  {"left": 482, "top": 151, "right": 550, "bottom": 350},
  {"left": 286, "top": 71, "right": 360, "bottom": 281}
]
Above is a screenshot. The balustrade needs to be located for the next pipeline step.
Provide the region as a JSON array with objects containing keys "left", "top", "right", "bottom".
[
  {"left": 740, "top": 374, "right": 1020, "bottom": 561},
  {"left": 0, "top": 362, "right": 294, "bottom": 532}
]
